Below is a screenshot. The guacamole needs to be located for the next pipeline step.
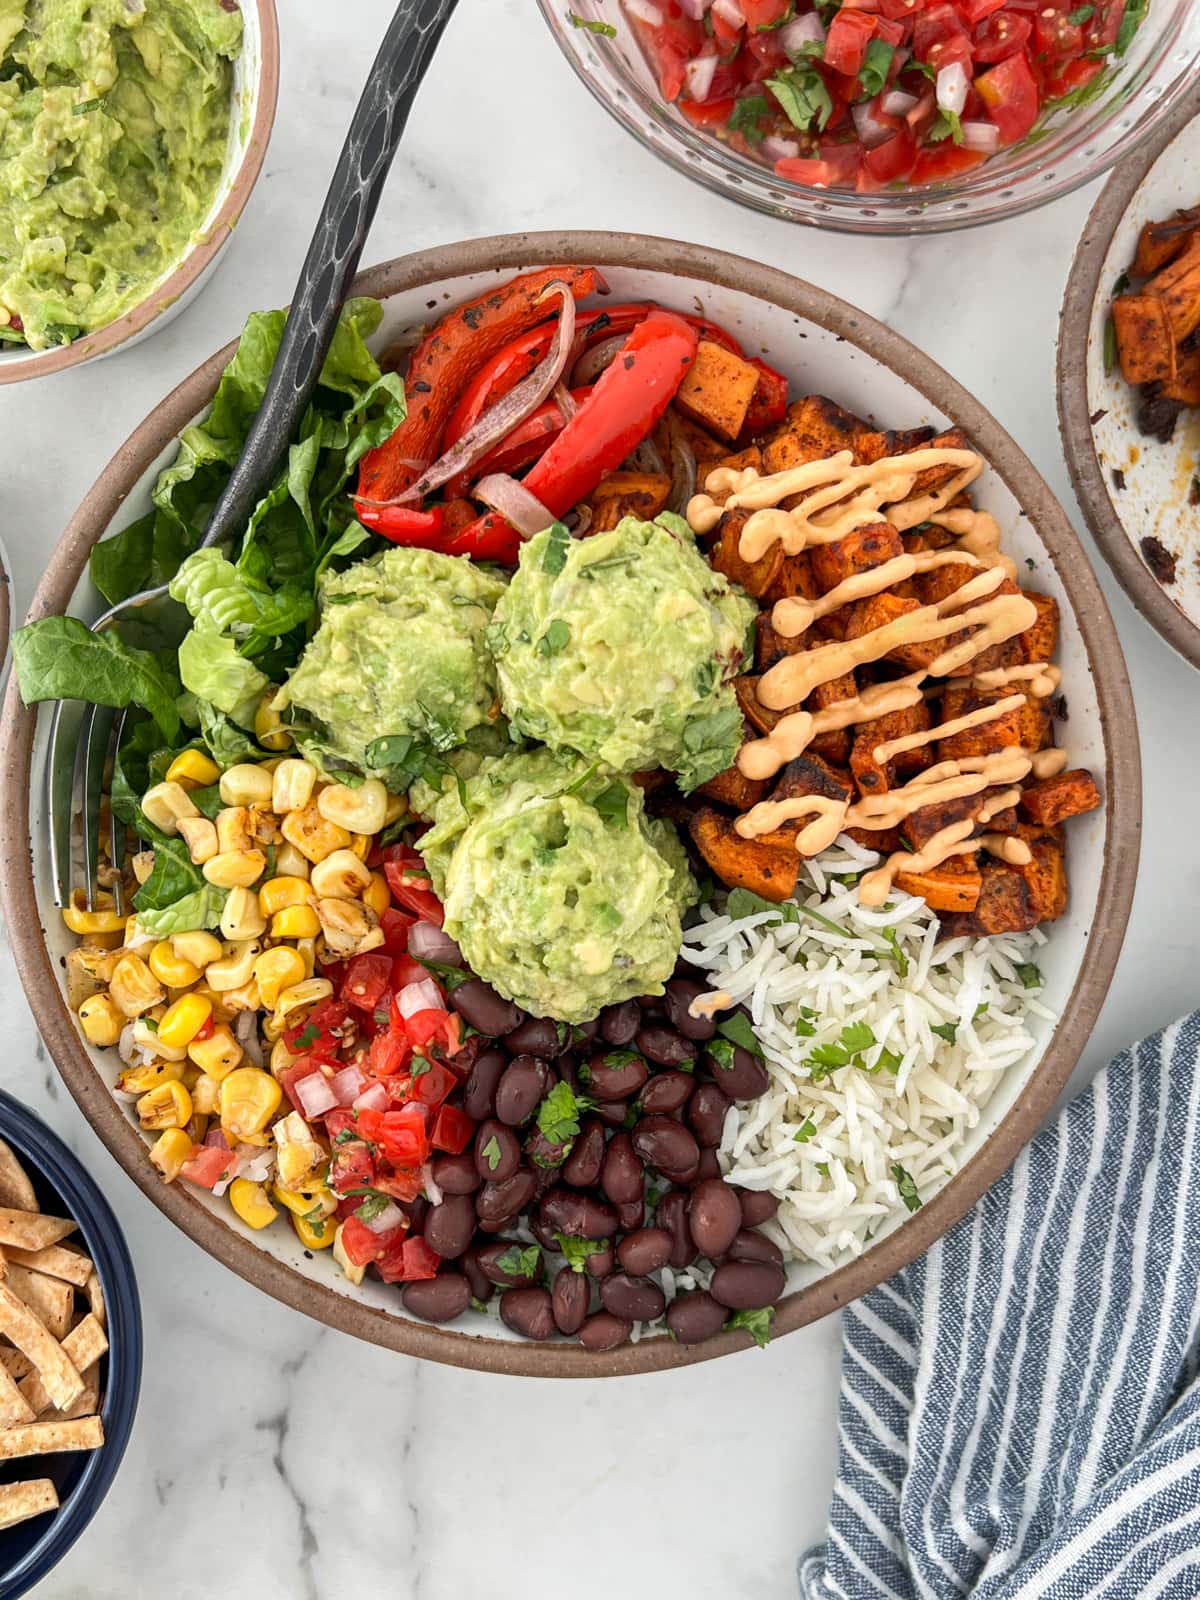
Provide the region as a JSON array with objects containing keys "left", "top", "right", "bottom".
[
  {"left": 417, "top": 748, "right": 697, "bottom": 1022},
  {"left": 277, "top": 546, "right": 507, "bottom": 782},
  {"left": 0, "top": 0, "right": 242, "bottom": 352},
  {"left": 490, "top": 515, "right": 756, "bottom": 792}
]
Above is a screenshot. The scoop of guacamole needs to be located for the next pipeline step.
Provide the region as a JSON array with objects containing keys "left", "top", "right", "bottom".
[
  {"left": 0, "top": 0, "right": 242, "bottom": 352},
  {"left": 490, "top": 515, "right": 756, "bottom": 792},
  {"left": 418, "top": 748, "right": 697, "bottom": 1022},
  {"left": 277, "top": 547, "right": 508, "bottom": 782}
]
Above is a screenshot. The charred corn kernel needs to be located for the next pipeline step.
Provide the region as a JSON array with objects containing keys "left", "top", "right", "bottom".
[
  {"left": 203, "top": 849, "right": 267, "bottom": 891},
  {"left": 317, "top": 898, "right": 382, "bottom": 957},
  {"left": 186, "top": 1024, "right": 242, "bottom": 1080},
  {"left": 136, "top": 1079, "right": 193, "bottom": 1131},
  {"left": 272, "top": 1180, "right": 336, "bottom": 1220},
  {"left": 254, "top": 691, "right": 293, "bottom": 751},
  {"left": 171, "top": 930, "right": 223, "bottom": 970},
  {"left": 190, "top": 1073, "right": 221, "bottom": 1116},
  {"left": 316, "top": 778, "right": 388, "bottom": 835},
  {"left": 384, "top": 791, "right": 407, "bottom": 827},
  {"left": 176, "top": 815, "right": 218, "bottom": 865},
  {"left": 133, "top": 1017, "right": 187, "bottom": 1063},
  {"left": 310, "top": 850, "right": 373, "bottom": 901},
  {"left": 333, "top": 1223, "right": 366, "bottom": 1286},
  {"left": 77, "top": 945, "right": 121, "bottom": 981},
  {"left": 219, "top": 1067, "right": 281, "bottom": 1140},
  {"left": 149, "top": 1127, "right": 194, "bottom": 1182},
  {"left": 131, "top": 851, "right": 156, "bottom": 886},
  {"left": 219, "top": 764, "right": 273, "bottom": 807},
  {"left": 214, "top": 807, "right": 254, "bottom": 855},
  {"left": 108, "top": 954, "right": 165, "bottom": 1017},
  {"left": 220, "top": 981, "right": 262, "bottom": 1014},
  {"left": 363, "top": 872, "right": 390, "bottom": 918},
  {"left": 205, "top": 941, "right": 261, "bottom": 992},
  {"left": 273, "top": 1131, "right": 327, "bottom": 1190},
  {"left": 296, "top": 937, "right": 317, "bottom": 979},
  {"left": 271, "top": 759, "right": 317, "bottom": 814},
  {"left": 77, "top": 993, "right": 123, "bottom": 1046},
  {"left": 157, "top": 993, "right": 213, "bottom": 1050},
  {"left": 270, "top": 904, "right": 320, "bottom": 940},
  {"left": 142, "top": 781, "right": 199, "bottom": 836},
  {"left": 165, "top": 750, "right": 220, "bottom": 787},
  {"left": 350, "top": 833, "right": 372, "bottom": 861},
  {"left": 220, "top": 886, "right": 267, "bottom": 943},
  {"left": 290, "top": 1211, "right": 335, "bottom": 1250},
  {"left": 274, "top": 842, "right": 310, "bottom": 880},
  {"left": 117, "top": 1058, "right": 185, "bottom": 1096},
  {"left": 149, "top": 941, "right": 201, "bottom": 989},
  {"left": 272, "top": 977, "right": 334, "bottom": 1028},
  {"left": 62, "top": 890, "right": 125, "bottom": 936},
  {"left": 280, "top": 802, "right": 350, "bottom": 865},
  {"left": 229, "top": 1178, "right": 279, "bottom": 1230},
  {"left": 258, "top": 876, "right": 313, "bottom": 916},
  {"left": 254, "top": 947, "right": 308, "bottom": 1008},
  {"left": 269, "top": 1038, "right": 298, "bottom": 1077}
]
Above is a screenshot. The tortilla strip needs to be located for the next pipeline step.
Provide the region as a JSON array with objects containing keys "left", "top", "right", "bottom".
[
  {"left": 18, "top": 1316, "right": 108, "bottom": 1416},
  {"left": 0, "top": 1347, "right": 31, "bottom": 1381},
  {"left": 0, "top": 1210, "right": 76, "bottom": 1252},
  {"left": 84, "top": 1272, "right": 106, "bottom": 1331},
  {"left": 0, "top": 1362, "right": 35, "bottom": 1427},
  {"left": 0, "top": 1142, "right": 37, "bottom": 1213},
  {"left": 0, "top": 1415, "right": 103, "bottom": 1458},
  {"left": 0, "top": 1285, "right": 82, "bottom": 1410},
  {"left": 62, "top": 1379, "right": 100, "bottom": 1422},
  {"left": 0, "top": 1479, "right": 59, "bottom": 1531},
  {"left": 3, "top": 1244, "right": 93, "bottom": 1289},
  {"left": 0, "top": 1244, "right": 6, "bottom": 1281},
  {"left": 6, "top": 1266, "right": 72, "bottom": 1340}
]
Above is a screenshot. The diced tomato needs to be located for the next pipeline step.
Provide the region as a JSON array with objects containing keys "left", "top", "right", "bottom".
[
  {"left": 373, "top": 1167, "right": 425, "bottom": 1204},
  {"left": 330, "top": 1138, "right": 376, "bottom": 1196},
  {"left": 743, "top": 31, "right": 788, "bottom": 71},
  {"left": 912, "top": 1, "right": 969, "bottom": 63},
  {"left": 383, "top": 858, "right": 444, "bottom": 926},
  {"left": 387, "top": 954, "right": 427, "bottom": 992},
  {"left": 431, "top": 1103, "right": 475, "bottom": 1155},
  {"left": 341, "top": 1215, "right": 408, "bottom": 1267},
  {"left": 680, "top": 94, "right": 736, "bottom": 128},
  {"left": 409, "top": 1058, "right": 457, "bottom": 1109},
  {"left": 636, "top": 16, "right": 706, "bottom": 101},
  {"left": 1034, "top": 0, "right": 1084, "bottom": 60},
  {"left": 284, "top": 998, "right": 351, "bottom": 1056},
  {"left": 961, "top": 0, "right": 1007, "bottom": 20},
  {"left": 862, "top": 127, "right": 917, "bottom": 184},
  {"left": 341, "top": 953, "right": 393, "bottom": 1013},
  {"left": 742, "top": 0, "right": 792, "bottom": 24},
  {"left": 973, "top": 9, "right": 1032, "bottom": 61},
  {"left": 379, "top": 907, "right": 415, "bottom": 958},
  {"left": 325, "top": 1108, "right": 357, "bottom": 1143},
  {"left": 402, "top": 1009, "right": 460, "bottom": 1062},
  {"left": 1043, "top": 55, "right": 1103, "bottom": 98},
  {"left": 1084, "top": 0, "right": 1126, "bottom": 51},
  {"left": 377, "top": 1235, "right": 442, "bottom": 1284},
  {"left": 824, "top": 9, "right": 877, "bottom": 75},
  {"left": 910, "top": 142, "right": 989, "bottom": 183},
  {"left": 366, "top": 1029, "right": 410, "bottom": 1080},
  {"left": 378, "top": 1103, "right": 431, "bottom": 1169},
  {"left": 777, "top": 136, "right": 863, "bottom": 188},
  {"left": 180, "top": 1144, "right": 238, "bottom": 1189},
  {"left": 871, "top": 15, "right": 905, "bottom": 48},
  {"left": 976, "top": 50, "right": 1039, "bottom": 143}
]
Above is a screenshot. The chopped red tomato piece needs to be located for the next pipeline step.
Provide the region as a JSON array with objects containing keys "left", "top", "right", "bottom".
[
  {"left": 741, "top": 0, "right": 792, "bottom": 24},
  {"left": 180, "top": 1144, "right": 238, "bottom": 1189},
  {"left": 383, "top": 857, "right": 444, "bottom": 926},
  {"left": 378, "top": 1103, "right": 431, "bottom": 1169},
  {"left": 378, "top": 1235, "right": 442, "bottom": 1284},
  {"left": 341, "top": 1215, "right": 408, "bottom": 1267},
  {"left": 973, "top": 9, "right": 1032, "bottom": 62},
  {"left": 409, "top": 1058, "right": 457, "bottom": 1109},
  {"left": 341, "top": 953, "right": 393, "bottom": 1013},
  {"left": 976, "top": 51, "right": 1039, "bottom": 144},
  {"left": 862, "top": 127, "right": 917, "bottom": 185},
  {"left": 910, "top": 143, "right": 988, "bottom": 183},
  {"left": 373, "top": 1168, "right": 426, "bottom": 1204},
  {"left": 379, "top": 908, "right": 415, "bottom": 957},
  {"left": 824, "top": 9, "right": 877, "bottom": 74},
  {"left": 283, "top": 998, "right": 350, "bottom": 1056},
  {"left": 366, "top": 1029, "right": 410, "bottom": 1080},
  {"left": 330, "top": 1138, "right": 377, "bottom": 1196},
  {"left": 431, "top": 1103, "right": 475, "bottom": 1155}
]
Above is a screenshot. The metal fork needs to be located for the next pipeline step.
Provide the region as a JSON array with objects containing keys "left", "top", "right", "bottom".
[{"left": 47, "top": 0, "right": 460, "bottom": 911}]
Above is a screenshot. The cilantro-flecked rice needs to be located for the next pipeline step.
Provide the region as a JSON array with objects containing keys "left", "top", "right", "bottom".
[{"left": 682, "top": 834, "right": 1054, "bottom": 1271}]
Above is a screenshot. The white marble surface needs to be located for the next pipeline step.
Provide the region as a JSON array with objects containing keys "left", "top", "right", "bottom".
[{"left": 2, "top": 3, "right": 1197, "bottom": 1597}]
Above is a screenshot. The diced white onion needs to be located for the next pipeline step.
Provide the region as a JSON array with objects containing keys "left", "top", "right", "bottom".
[
  {"left": 685, "top": 52, "right": 718, "bottom": 102},
  {"left": 294, "top": 1072, "right": 338, "bottom": 1120},
  {"left": 851, "top": 97, "right": 894, "bottom": 149},
  {"left": 396, "top": 979, "right": 446, "bottom": 1020},
  {"left": 234, "top": 1145, "right": 275, "bottom": 1185},
  {"left": 882, "top": 89, "right": 918, "bottom": 117},
  {"left": 779, "top": 12, "right": 824, "bottom": 55},
  {"left": 936, "top": 61, "right": 969, "bottom": 115},
  {"left": 353, "top": 1082, "right": 390, "bottom": 1113},
  {"left": 329, "top": 1064, "right": 367, "bottom": 1106},
  {"left": 363, "top": 1200, "right": 406, "bottom": 1236},
  {"left": 421, "top": 1163, "right": 443, "bottom": 1207},
  {"left": 625, "top": 0, "right": 664, "bottom": 23},
  {"left": 960, "top": 118, "right": 1000, "bottom": 153},
  {"left": 762, "top": 134, "right": 801, "bottom": 162},
  {"left": 676, "top": 0, "right": 711, "bottom": 17}
]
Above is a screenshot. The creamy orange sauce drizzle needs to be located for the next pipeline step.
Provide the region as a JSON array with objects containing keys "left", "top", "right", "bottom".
[
  {"left": 688, "top": 990, "right": 732, "bottom": 1021},
  {"left": 973, "top": 661, "right": 1061, "bottom": 698},
  {"left": 871, "top": 694, "right": 1026, "bottom": 766},
  {"left": 772, "top": 547, "right": 986, "bottom": 640}
]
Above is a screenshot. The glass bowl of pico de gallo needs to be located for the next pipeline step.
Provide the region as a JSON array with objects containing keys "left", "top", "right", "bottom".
[{"left": 539, "top": 0, "right": 1200, "bottom": 233}]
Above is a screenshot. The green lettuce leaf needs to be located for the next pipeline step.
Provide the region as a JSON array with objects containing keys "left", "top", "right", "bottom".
[
  {"left": 11, "top": 617, "right": 181, "bottom": 742},
  {"left": 178, "top": 628, "right": 269, "bottom": 727},
  {"left": 136, "top": 884, "right": 229, "bottom": 936}
]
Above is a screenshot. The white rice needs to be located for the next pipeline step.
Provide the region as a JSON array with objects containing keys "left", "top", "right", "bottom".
[{"left": 682, "top": 834, "right": 1052, "bottom": 1270}]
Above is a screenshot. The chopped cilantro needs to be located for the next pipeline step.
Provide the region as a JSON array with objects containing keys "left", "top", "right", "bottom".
[
  {"left": 542, "top": 521, "right": 571, "bottom": 574},
  {"left": 768, "top": 65, "right": 833, "bottom": 132},
  {"left": 416, "top": 958, "right": 472, "bottom": 991},
  {"left": 537, "top": 1081, "right": 591, "bottom": 1146},
  {"left": 592, "top": 780, "right": 629, "bottom": 828},
  {"left": 535, "top": 618, "right": 572, "bottom": 657},
  {"left": 931, "top": 1022, "right": 958, "bottom": 1044},
  {"left": 1067, "top": 2, "right": 1094, "bottom": 19},
  {"left": 857, "top": 38, "right": 894, "bottom": 99},
  {"left": 882, "top": 927, "right": 909, "bottom": 977},
  {"left": 727, "top": 92, "right": 771, "bottom": 145},
  {"left": 840, "top": 1021, "right": 875, "bottom": 1053},
  {"left": 716, "top": 1011, "right": 764, "bottom": 1058},
  {"left": 567, "top": 10, "right": 616, "bottom": 35},
  {"left": 291, "top": 1023, "right": 320, "bottom": 1051},
  {"left": 816, "top": 1162, "right": 830, "bottom": 1177},
  {"left": 481, "top": 1135, "right": 503, "bottom": 1172},
  {"left": 725, "top": 1305, "right": 775, "bottom": 1349},
  {"left": 410, "top": 1056, "right": 432, "bottom": 1079},
  {"left": 929, "top": 108, "right": 964, "bottom": 145},
  {"left": 556, "top": 1233, "right": 606, "bottom": 1273},
  {"left": 332, "top": 1129, "right": 357, "bottom": 1146},
  {"left": 892, "top": 1162, "right": 922, "bottom": 1213},
  {"left": 494, "top": 1244, "right": 542, "bottom": 1280},
  {"left": 1017, "top": 962, "right": 1044, "bottom": 991},
  {"left": 794, "top": 1013, "right": 817, "bottom": 1038},
  {"left": 355, "top": 1193, "right": 391, "bottom": 1223},
  {"left": 470, "top": 1296, "right": 490, "bottom": 1314},
  {"left": 794, "top": 1118, "right": 817, "bottom": 1143},
  {"left": 874, "top": 1047, "right": 901, "bottom": 1075}
]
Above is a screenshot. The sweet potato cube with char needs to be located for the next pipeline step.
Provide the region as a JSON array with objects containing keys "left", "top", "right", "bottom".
[
  {"left": 914, "top": 559, "right": 977, "bottom": 607},
  {"left": 1134, "top": 208, "right": 1200, "bottom": 277},
  {"left": 695, "top": 741, "right": 771, "bottom": 812},
  {"left": 850, "top": 702, "right": 933, "bottom": 796},
  {"left": 810, "top": 520, "right": 904, "bottom": 595},
  {"left": 845, "top": 825, "right": 903, "bottom": 854},
  {"left": 807, "top": 668, "right": 856, "bottom": 765},
  {"left": 672, "top": 409, "right": 726, "bottom": 471},
  {"left": 763, "top": 550, "right": 820, "bottom": 607},
  {"left": 902, "top": 427, "right": 971, "bottom": 501},
  {"left": 1017, "top": 697, "right": 1052, "bottom": 753},
  {"left": 710, "top": 509, "right": 784, "bottom": 598},
  {"left": 1147, "top": 238, "right": 1200, "bottom": 342},
  {"left": 845, "top": 592, "right": 946, "bottom": 673},
  {"left": 894, "top": 856, "right": 982, "bottom": 913},
  {"left": 939, "top": 863, "right": 1038, "bottom": 937},
  {"left": 1163, "top": 342, "right": 1200, "bottom": 406},
  {"left": 735, "top": 676, "right": 785, "bottom": 736},
  {"left": 762, "top": 394, "right": 887, "bottom": 475},
  {"left": 1111, "top": 293, "right": 1177, "bottom": 384},
  {"left": 936, "top": 684, "right": 1023, "bottom": 762},
  {"left": 1018, "top": 591, "right": 1059, "bottom": 664},
  {"left": 1019, "top": 769, "right": 1101, "bottom": 828},
  {"left": 674, "top": 340, "right": 762, "bottom": 444},
  {"left": 886, "top": 425, "right": 936, "bottom": 457},
  {"left": 755, "top": 754, "right": 853, "bottom": 850},
  {"left": 708, "top": 446, "right": 763, "bottom": 481},
  {"left": 1012, "top": 834, "right": 1068, "bottom": 923},
  {"left": 589, "top": 472, "right": 672, "bottom": 531},
  {"left": 688, "top": 806, "right": 800, "bottom": 902},
  {"left": 754, "top": 614, "right": 806, "bottom": 672},
  {"left": 902, "top": 790, "right": 984, "bottom": 850}
]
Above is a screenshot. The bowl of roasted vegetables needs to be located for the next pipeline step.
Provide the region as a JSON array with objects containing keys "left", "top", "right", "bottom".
[{"left": 1, "top": 232, "right": 1138, "bottom": 1376}]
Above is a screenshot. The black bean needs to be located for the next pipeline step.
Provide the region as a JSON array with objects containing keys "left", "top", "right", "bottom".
[
  {"left": 705, "top": 1042, "right": 770, "bottom": 1101},
  {"left": 666, "top": 1290, "right": 727, "bottom": 1346},
  {"left": 599, "top": 1000, "right": 640, "bottom": 1047},
  {"left": 687, "top": 1083, "right": 731, "bottom": 1148},
  {"left": 556, "top": 1054, "right": 584, "bottom": 1095},
  {"left": 709, "top": 1260, "right": 786, "bottom": 1310},
  {"left": 572, "top": 1018, "right": 600, "bottom": 1047},
  {"left": 477, "top": 1238, "right": 543, "bottom": 1287},
  {"left": 725, "top": 1229, "right": 783, "bottom": 1267},
  {"left": 601, "top": 1272, "right": 665, "bottom": 1322},
  {"left": 664, "top": 978, "right": 718, "bottom": 1042},
  {"left": 688, "top": 1178, "right": 742, "bottom": 1258},
  {"left": 408, "top": 1196, "right": 430, "bottom": 1235},
  {"left": 736, "top": 1188, "right": 780, "bottom": 1228},
  {"left": 495, "top": 1055, "right": 550, "bottom": 1126},
  {"left": 551, "top": 1265, "right": 590, "bottom": 1335},
  {"left": 525, "top": 1126, "right": 570, "bottom": 1172},
  {"left": 538, "top": 1188, "right": 618, "bottom": 1239},
  {"left": 640, "top": 1071, "right": 694, "bottom": 1115},
  {"left": 476, "top": 1170, "right": 537, "bottom": 1226},
  {"left": 463, "top": 1049, "right": 508, "bottom": 1122},
  {"left": 586, "top": 1050, "right": 649, "bottom": 1103},
  {"left": 631, "top": 1116, "right": 700, "bottom": 1183},
  {"left": 423, "top": 1193, "right": 477, "bottom": 1259},
  {"left": 452, "top": 982, "right": 524, "bottom": 1038},
  {"left": 401, "top": 1273, "right": 472, "bottom": 1323},
  {"left": 600, "top": 1132, "right": 644, "bottom": 1206},
  {"left": 530, "top": 1212, "right": 559, "bottom": 1252},
  {"left": 562, "top": 1117, "right": 607, "bottom": 1188},
  {"left": 474, "top": 1119, "right": 521, "bottom": 1182},
  {"left": 578, "top": 1312, "right": 632, "bottom": 1351},
  {"left": 593, "top": 1099, "right": 631, "bottom": 1128},
  {"left": 504, "top": 1016, "right": 567, "bottom": 1058},
  {"left": 430, "top": 1151, "right": 481, "bottom": 1196},
  {"left": 635, "top": 1023, "right": 698, "bottom": 1069},
  {"left": 617, "top": 1226, "right": 672, "bottom": 1276},
  {"left": 615, "top": 1198, "right": 644, "bottom": 1233},
  {"left": 656, "top": 1191, "right": 697, "bottom": 1270},
  {"left": 693, "top": 1148, "right": 722, "bottom": 1183},
  {"left": 462, "top": 1245, "right": 493, "bottom": 1302},
  {"left": 500, "top": 1286, "right": 556, "bottom": 1340},
  {"left": 636, "top": 993, "right": 665, "bottom": 1012},
  {"left": 584, "top": 1243, "right": 615, "bottom": 1280}
]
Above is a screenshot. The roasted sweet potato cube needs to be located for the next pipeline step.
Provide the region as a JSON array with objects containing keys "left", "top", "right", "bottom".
[
  {"left": 1017, "top": 697, "right": 1052, "bottom": 752},
  {"left": 1018, "top": 591, "right": 1059, "bottom": 664},
  {"left": 904, "top": 522, "right": 955, "bottom": 552},
  {"left": 845, "top": 592, "right": 945, "bottom": 672},
  {"left": 755, "top": 615, "right": 806, "bottom": 672},
  {"left": 1019, "top": 769, "right": 1101, "bottom": 828},
  {"left": 1147, "top": 239, "right": 1200, "bottom": 342},
  {"left": 885, "top": 425, "right": 936, "bottom": 457},
  {"left": 937, "top": 685, "right": 1023, "bottom": 762},
  {"left": 850, "top": 702, "right": 933, "bottom": 795},
  {"left": 1163, "top": 341, "right": 1200, "bottom": 406},
  {"left": 672, "top": 410, "right": 726, "bottom": 471},
  {"left": 674, "top": 341, "right": 762, "bottom": 443},
  {"left": 810, "top": 521, "right": 904, "bottom": 595},
  {"left": 982, "top": 804, "right": 1020, "bottom": 835},
  {"left": 735, "top": 676, "right": 785, "bottom": 735},
  {"left": 914, "top": 559, "right": 977, "bottom": 607},
  {"left": 1134, "top": 208, "right": 1200, "bottom": 277},
  {"left": 710, "top": 509, "right": 785, "bottom": 598},
  {"left": 1012, "top": 834, "right": 1067, "bottom": 923},
  {"left": 709, "top": 446, "right": 763, "bottom": 481},
  {"left": 903, "top": 791, "right": 983, "bottom": 849},
  {"left": 763, "top": 551, "right": 820, "bottom": 607},
  {"left": 688, "top": 806, "right": 800, "bottom": 902},
  {"left": 1111, "top": 293, "right": 1177, "bottom": 384},
  {"left": 940, "top": 863, "right": 1037, "bottom": 937},
  {"left": 695, "top": 748, "right": 771, "bottom": 812},
  {"left": 769, "top": 753, "right": 854, "bottom": 807},
  {"left": 845, "top": 825, "right": 903, "bottom": 854},
  {"left": 589, "top": 472, "right": 672, "bottom": 531},
  {"left": 905, "top": 428, "right": 970, "bottom": 498},
  {"left": 943, "top": 576, "right": 1025, "bottom": 678},
  {"left": 894, "top": 857, "right": 982, "bottom": 913},
  {"left": 807, "top": 669, "right": 856, "bottom": 765},
  {"left": 761, "top": 394, "right": 886, "bottom": 475}
]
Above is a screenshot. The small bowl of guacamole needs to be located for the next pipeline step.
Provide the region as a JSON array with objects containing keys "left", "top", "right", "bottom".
[{"left": 0, "top": 0, "right": 279, "bottom": 383}]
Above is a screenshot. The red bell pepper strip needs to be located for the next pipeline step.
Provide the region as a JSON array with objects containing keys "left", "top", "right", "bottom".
[
  {"left": 522, "top": 310, "right": 700, "bottom": 519},
  {"left": 440, "top": 511, "right": 524, "bottom": 566},
  {"left": 356, "top": 503, "right": 446, "bottom": 547},
  {"left": 742, "top": 358, "right": 789, "bottom": 438},
  {"left": 445, "top": 386, "right": 594, "bottom": 499},
  {"left": 356, "top": 265, "right": 601, "bottom": 506}
]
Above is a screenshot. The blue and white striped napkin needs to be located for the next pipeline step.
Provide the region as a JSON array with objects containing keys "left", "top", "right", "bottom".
[{"left": 799, "top": 1013, "right": 1200, "bottom": 1599}]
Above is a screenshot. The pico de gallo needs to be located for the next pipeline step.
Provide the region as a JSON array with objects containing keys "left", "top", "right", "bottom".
[{"left": 616, "top": 0, "right": 1149, "bottom": 191}]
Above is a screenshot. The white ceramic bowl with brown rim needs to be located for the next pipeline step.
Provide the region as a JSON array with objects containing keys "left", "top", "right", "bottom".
[
  {"left": 0, "top": 232, "right": 1141, "bottom": 1377},
  {"left": 1059, "top": 84, "right": 1200, "bottom": 671},
  {"left": 0, "top": 0, "right": 279, "bottom": 386}
]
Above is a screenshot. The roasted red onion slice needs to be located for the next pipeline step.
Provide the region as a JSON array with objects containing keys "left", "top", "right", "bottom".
[
  {"left": 571, "top": 331, "right": 628, "bottom": 388},
  {"left": 661, "top": 409, "right": 697, "bottom": 514},
  {"left": 474, "top": 474, "right": 557, "bottom": 539}
]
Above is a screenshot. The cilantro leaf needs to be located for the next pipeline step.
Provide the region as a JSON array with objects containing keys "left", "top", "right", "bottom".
[
  {"left": 494, "top": 1244, "right": 542, "bottom": 1281},
  {"left": 537, "top": 1082, "right": 591, "bottom": 1146},
  {"left": 1016, "top": 962, "right": 1044, "bottom": 991},
  {"left": 768, "top": 65, "right": 833, "bottom": 132},
  {"left": 930, "top": 1022, "right": 958, "bottom": 1044},
  {"left": 726, "top": 886, "right": 801, "bottom": 925},
  {"left": 481, "top": 1135, "right": 503, "bottom": 1173},
  {"left": 291, "top": 1023, "right": 320, "bottom": 1051},
  {"left": 929, "top": 107, "right": 964, "bottom": 145},
  {"left": 874, "top": 1047, "right": 901, "bottom": 1075},
  {"left": 727, "top": 93, "right": 771, "bottom": 144},
  {"left": 355, "top": 1193, "right": 391, "bottom": 1222},
  {"left": 857, "top": 38, "right": 894, "bottom": 98},
  {"left": 568, "top": 10, "right": 616, "bottom": 35},
  {"left": 794, "top": 1118, "right": 817, "bottom": 1143},
  {"left": 542, "top": 521, "right": 571, "bottom": 574},
  {"left": 840, "top": 1021, "right": 875, "bottom": 1053},
  {"left": 1067, "top": 3, "right": 1094, "bottom": 20},
  {"left": 556, "top": 1233, "right": 606, "bottom": 1273},
  {"left": 725, "top": 1306, "right": 775, "bottom": 1349},
  {"left": 592, "top": 780, "right": 629, "bottom": 828},
  {"left": 892, "top": 1162, "right": 922, "bottom": 1213},
  {"left": 881, "top": 927, "right": 909, "bottom": 978},
  {"left": 717, "top": 1012, "right": 764, "bottom": 1059},
  {"left": 535, "top": 618, "right": 572, "bottom": 657}
]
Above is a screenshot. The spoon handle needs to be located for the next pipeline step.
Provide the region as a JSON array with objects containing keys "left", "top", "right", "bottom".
[{"left": 203, "top": 0, "right": 460, "bottom": 549}]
